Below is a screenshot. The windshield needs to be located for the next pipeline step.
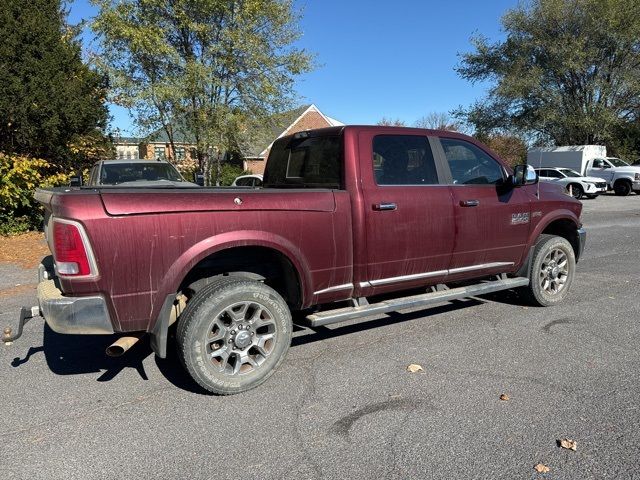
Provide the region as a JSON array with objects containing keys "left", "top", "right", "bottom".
[
  {"left": 100, "top": 162, "right": 183, "bottom": 185},
  {"left": 559, "top": 168, "right": 581, "bottom": 178},
  {"left": 608, "top": 157, "right": 630, "bottom": 167}
]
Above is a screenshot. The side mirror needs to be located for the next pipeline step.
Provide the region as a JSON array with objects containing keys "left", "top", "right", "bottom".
[
  {"left": 69, "top": 173, "right": 83, "bottom": 187},
  {"left": 511, "top": 164, "right": 538, "bottom": 187},
  {"left": 194, "top": 171, "right": 205, "bottom": 186}
]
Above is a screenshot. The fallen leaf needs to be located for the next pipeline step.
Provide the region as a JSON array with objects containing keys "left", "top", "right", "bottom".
[
  {"left": 559, "top": 438, "right": 577, "bottom": 451},
  {"left": 406, "top": 364, "right": 423, "bottom": 373},
  {"left": 534, "top": 463, "right": 550, "bottom": 473},
  {"left": 499, "top": 393, "right": 510, "bottom": 401}
]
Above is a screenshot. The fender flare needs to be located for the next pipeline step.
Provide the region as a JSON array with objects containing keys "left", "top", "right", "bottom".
[
  {"left": 526, "top": 209, "right": 580, "bottom": 252},
  {"left": 147, "top": 230, "right": 312, "bottom": 330}
]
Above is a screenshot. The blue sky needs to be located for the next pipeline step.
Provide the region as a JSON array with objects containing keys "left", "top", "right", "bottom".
[{"left": 69, "top": 0, "right": 516, "bottom": 135}]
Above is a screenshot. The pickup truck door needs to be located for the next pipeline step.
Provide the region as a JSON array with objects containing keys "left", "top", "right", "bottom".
[
  {"left": 587, "top": 158, "right": 614, "bottom": 183},
  {"left": 436, "top": 137, "right": 531, "bottom": 276},
  {"left": 358, "top": 132, "right": 454, "bottom": 293}
]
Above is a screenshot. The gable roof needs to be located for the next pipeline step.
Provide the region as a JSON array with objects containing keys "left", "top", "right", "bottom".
[
  {"left": 136, "top": 103, "right": 343, "bottom": 155},
  {"left": 242, "top": 104, "right": 311, "bottom": 158},
  {"left": 245, "top": 104, "right": 344, "bottom": 158},
  {"left": 146, "top": 120, "right": 196, "bottom": 144}
]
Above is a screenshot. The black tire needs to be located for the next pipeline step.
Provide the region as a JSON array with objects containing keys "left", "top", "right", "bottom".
[
  {"left": 614, "top": 180, "right": 631, "bottom": 196},
  {"left": 177, "top": 279, "right": 292, "bottom": 395},
  {"left": 585, "top": 194, "right": 598, "bottom": 199},
  {"left": 567, "top": 184, "right": 583, "bottom": 199},
  {"left": 521, "top": 234, "right": 576, "bottom": 307}
]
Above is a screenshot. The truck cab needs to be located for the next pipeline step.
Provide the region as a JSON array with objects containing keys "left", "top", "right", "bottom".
[{"left": 587, "top": 157, "right": 640, "bottom": 195}]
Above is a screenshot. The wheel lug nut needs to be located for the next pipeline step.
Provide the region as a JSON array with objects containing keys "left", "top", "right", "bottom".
[{"left": 231, "top": 330, "right": 236, "bottom": 335}]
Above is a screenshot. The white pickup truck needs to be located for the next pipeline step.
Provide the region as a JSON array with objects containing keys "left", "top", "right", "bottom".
[{"left": 528, "top": 146, "right": 640, "bottom": 196}]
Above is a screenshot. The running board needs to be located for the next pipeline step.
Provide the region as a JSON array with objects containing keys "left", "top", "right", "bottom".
[{"left": 304, "top": 277, "right": 529, "bottom": 327}]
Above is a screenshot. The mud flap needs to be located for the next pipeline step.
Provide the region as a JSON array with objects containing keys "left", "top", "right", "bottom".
[{"left": 149, "top": 294, "right": 176, "bottom": 359}]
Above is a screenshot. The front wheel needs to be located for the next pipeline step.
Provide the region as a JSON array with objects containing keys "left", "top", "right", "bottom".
[
  {"left": 177, "top": 279, "right": 292, "bottom": 395},
  {"left": 522, "top": 235, "right": 576, "bottom": 306},
  {"left": 567, "top": 184, "right": 583, "bottom": 199},
  {"left": 614, "top": 180, "right": 631, "bottom": 196}
]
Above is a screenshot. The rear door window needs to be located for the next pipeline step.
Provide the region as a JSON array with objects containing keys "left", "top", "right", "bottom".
[{"left": 373, "top": 135, "right": 438, "bottom": 185}]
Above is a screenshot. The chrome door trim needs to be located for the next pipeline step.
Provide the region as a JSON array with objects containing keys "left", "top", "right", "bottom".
[
  {"left": 359, "top": 262, "right": 515, "bottom": 288},
  {"left": 447, "top": 262, "right": 514, "bottom": 274},
  {"left": 368, "top": 270, "right": 448, "bottom": 287},
  {"left": 313, "top": 283, "right": 354, "bottom": 295}
]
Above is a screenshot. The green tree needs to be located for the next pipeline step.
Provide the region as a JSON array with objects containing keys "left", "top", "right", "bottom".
[
  {"left": 92, "top": 0, "right": 313, "bottom": 185},
  {"left": 456, "top": 0, "right": 640, "bottom": 150},
  {"left": 0, "top": 0, "right": 111, "bottom": 166}
]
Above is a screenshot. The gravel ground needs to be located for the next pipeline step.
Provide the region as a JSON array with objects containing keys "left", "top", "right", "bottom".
[{"left": 1, "top": 193, "right": 639, "bottom": 479}]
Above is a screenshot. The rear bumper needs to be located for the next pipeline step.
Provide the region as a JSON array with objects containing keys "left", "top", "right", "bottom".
[
  {"left": 576, "top": 227, "right": 586, "bottom": 261},
  {"left": 37, "top": 264, "right": 114, "bottom": 335}
]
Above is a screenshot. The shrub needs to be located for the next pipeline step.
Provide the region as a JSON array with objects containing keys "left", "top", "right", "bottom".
[
  {"left": 0, "top": 153, "right": 70, "bottom": 234},
  {"left": 211, "top": 163, "right": 251, "bottom": 186}
]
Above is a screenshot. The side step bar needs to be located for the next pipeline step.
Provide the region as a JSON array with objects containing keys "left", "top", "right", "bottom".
[{"left": 304, "top": 277, "right": 529, "bottom": 328}]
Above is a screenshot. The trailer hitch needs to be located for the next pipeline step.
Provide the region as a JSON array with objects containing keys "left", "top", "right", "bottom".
[{"left": 2, "top": 306, "right": 40, "bottom": 345}]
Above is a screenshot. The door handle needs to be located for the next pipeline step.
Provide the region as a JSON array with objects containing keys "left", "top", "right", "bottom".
[
  {"left": 459, "top": 199, "right": 480, "bottom": 207},
  {"left": 373, "top": 202, "right": 397, "bottom": 211}
]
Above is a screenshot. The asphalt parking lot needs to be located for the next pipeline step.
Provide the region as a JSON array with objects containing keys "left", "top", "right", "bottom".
[{"left": 1, "top": 193, "right": 639, "bottom": 479}]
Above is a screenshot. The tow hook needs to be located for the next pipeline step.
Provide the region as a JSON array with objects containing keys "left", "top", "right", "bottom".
[{"left": 2, "top": 306, "right": 40, "bottom": 345}]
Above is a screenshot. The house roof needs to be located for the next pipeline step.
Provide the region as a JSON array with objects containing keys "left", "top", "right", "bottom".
[
  {"left": 146, "top": 120, "right": 196, "bottom": 144},
  {"left": 118, "top": 104, "right": 343, "bottom": 154},
  {"left": 114, "top": 136, "right": 143, "bottom": 145},
  {"left": 244, "top": 104, "right": 343, "bottom": 158}
]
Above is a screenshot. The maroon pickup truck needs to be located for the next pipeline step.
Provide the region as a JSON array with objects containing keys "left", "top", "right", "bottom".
[{"left": 4, "top": 126, "right": 585, "bottom": 394}]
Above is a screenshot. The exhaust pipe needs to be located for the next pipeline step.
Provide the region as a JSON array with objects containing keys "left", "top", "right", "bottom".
[{"left": 106, "top": 335, "right": 142, "bottom": 357}]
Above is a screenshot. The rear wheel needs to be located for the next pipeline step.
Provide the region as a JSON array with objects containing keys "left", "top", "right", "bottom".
[
  {"left": 177, "top": 279, "right": 292, "bottom": 395},
  {"left": 614, "top": 180, "right": 631, "bottom": 196},
  {"left": 522, "top": 235, "right": 576, "bottom": 306}
]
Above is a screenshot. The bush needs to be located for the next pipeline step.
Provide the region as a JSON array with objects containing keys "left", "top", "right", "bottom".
[
  {"left": 0, "top": 214, "right": 33, "bottom": 236},
  {"left": 211, "top": 163, "right": 251, "bottom": 186},
  {"left": 0, "top": 152, "right": 70, "bottom": 234}
]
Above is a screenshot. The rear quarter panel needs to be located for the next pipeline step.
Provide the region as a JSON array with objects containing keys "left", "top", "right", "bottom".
[{"left": 50, "top": 188, "right": 353, "bottom": 332}]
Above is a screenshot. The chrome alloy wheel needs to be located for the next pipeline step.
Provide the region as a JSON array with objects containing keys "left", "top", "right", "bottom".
[
  {"left": 539, "top": 248, "right": 569, "bottom": 295},
  {"left": 205, "top": 301, "right": 277, "bottom": 376}
]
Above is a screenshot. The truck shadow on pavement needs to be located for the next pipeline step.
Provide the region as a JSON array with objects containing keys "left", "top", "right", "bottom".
[
  {"left": 10, "top": 297, "right": 491, "bottom": 395},
  {"left": 10, "top": 324, "right": 211, "bottom": 394}
]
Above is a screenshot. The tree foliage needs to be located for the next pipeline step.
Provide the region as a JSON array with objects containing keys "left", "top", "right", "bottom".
[
  {"left": 0, "top": 153, "right": 71, "bottom": 234},
  {"left": 0, "top": 0, "right": 111, "bottom": 166},
  {"left": 92, "top": 0, "right": 313, "bottom": 184},
  {"left": 478, "top": 134, "right": 528, "bottom": 167},
  {"left": 456, "top": 0, "right": 640, "bottom": 152}
]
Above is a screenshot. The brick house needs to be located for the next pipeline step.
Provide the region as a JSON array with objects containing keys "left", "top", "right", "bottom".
[
  {"left": 113, "top": 127, "right": 197, "bottom": 163},
  {"left": 242, "top": 104, "right": 343, "bottom": 174},
  {"left": 112, "top": 104, "right": 342, "bottom": 173},
  {"left": 113, "top": 136, "right": 143, "bottom": 160}
]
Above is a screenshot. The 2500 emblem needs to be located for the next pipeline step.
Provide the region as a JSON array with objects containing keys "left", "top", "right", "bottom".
[{"left": 511, "top": 212, "right": 530, "bottom": 225}]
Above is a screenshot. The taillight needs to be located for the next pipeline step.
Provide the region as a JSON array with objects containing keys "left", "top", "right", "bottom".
[{"left": 52, "top": 219, "right": 96, "bottom": 277}]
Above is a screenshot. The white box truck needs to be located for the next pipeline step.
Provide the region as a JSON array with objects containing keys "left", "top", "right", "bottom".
[{"left": 528, "top": 145, "right": 640, "bottom": 196}]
